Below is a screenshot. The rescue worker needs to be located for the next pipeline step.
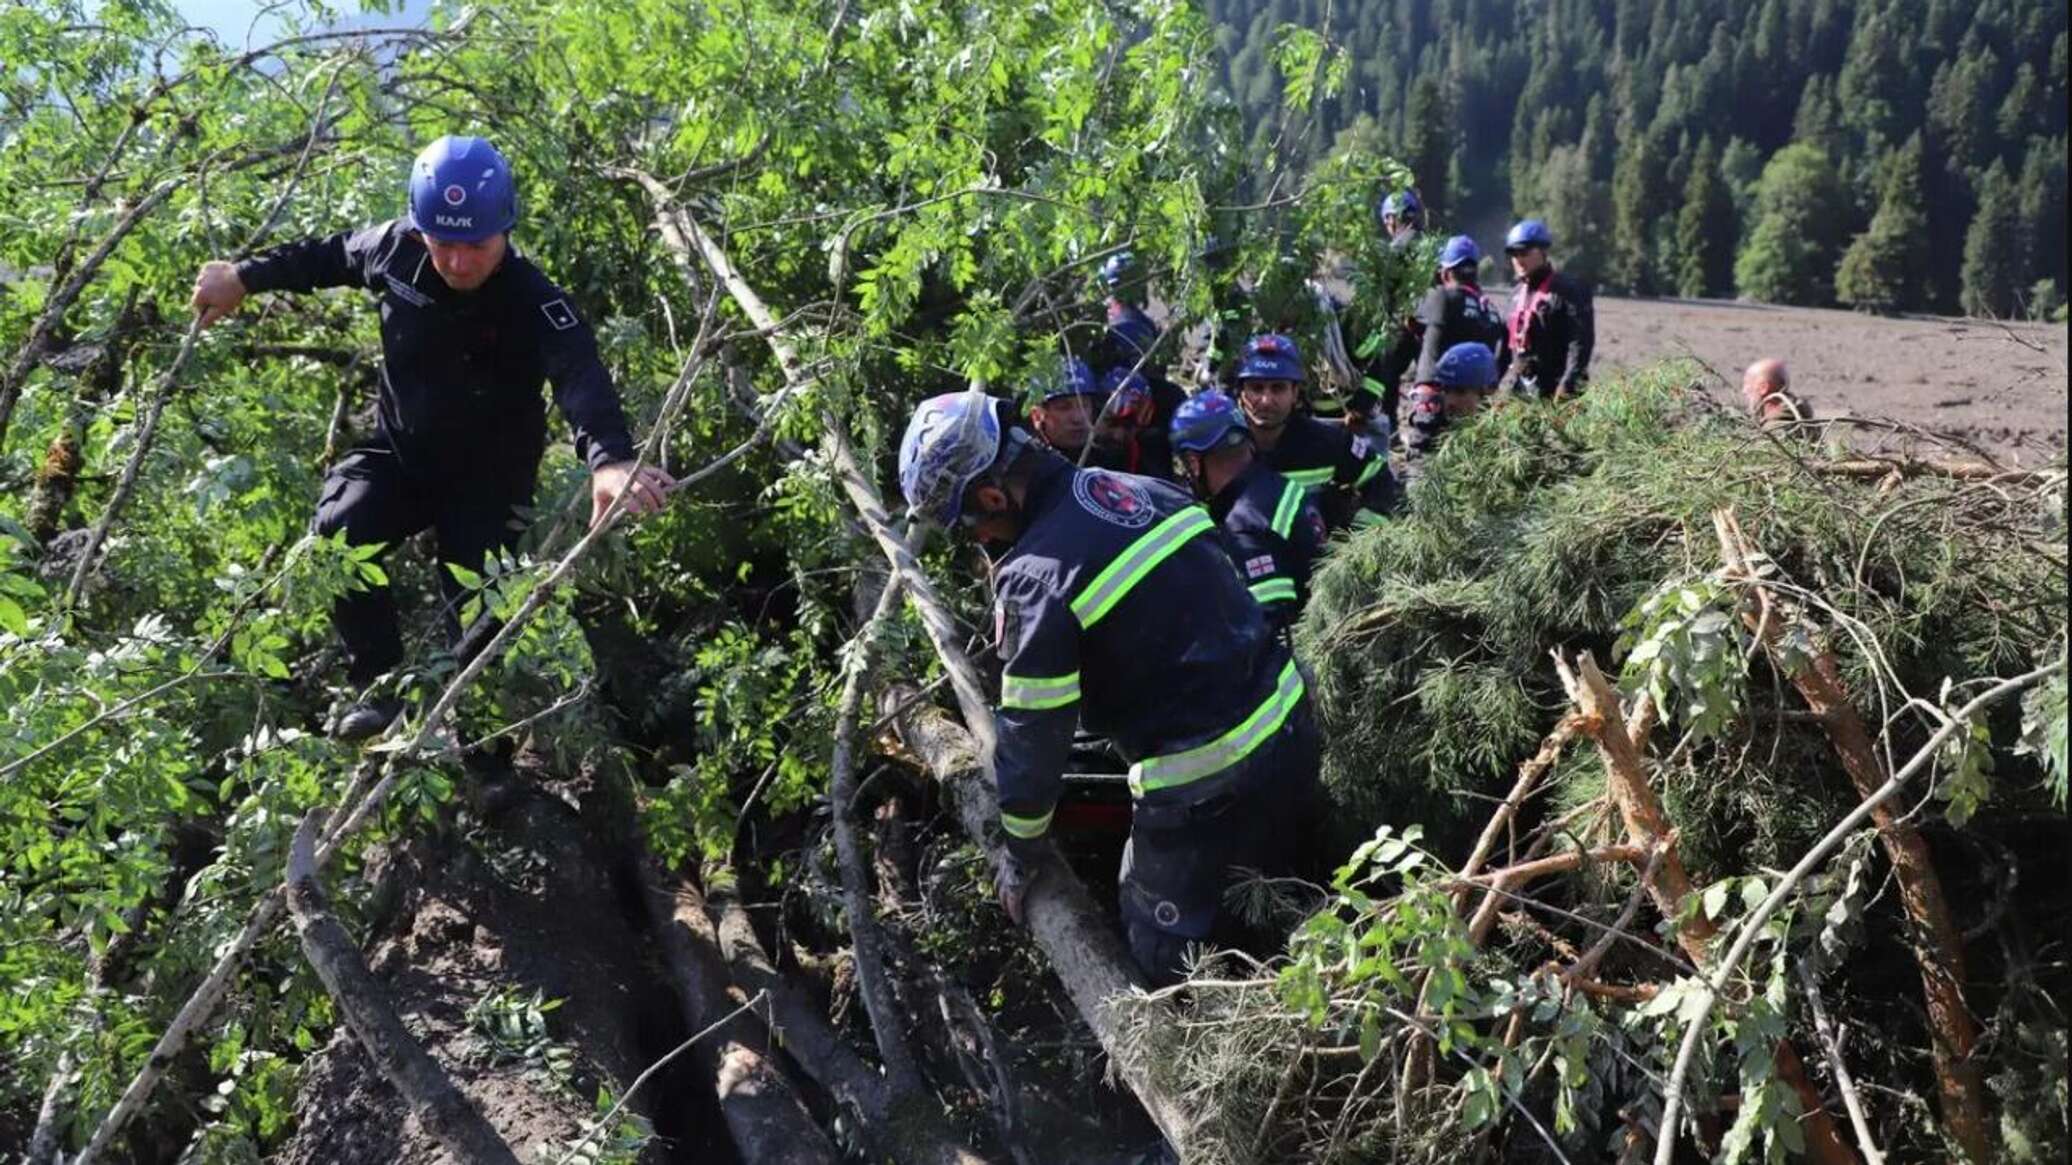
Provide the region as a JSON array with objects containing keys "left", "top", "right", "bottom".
[
  {"left": 1499, "top": 219, "right": 1594, "bottom": 400},
  {"left": 1025, "top": 358, "right": 1107, "bottom": 462},
  {"left": 1352, "top": 235, "right": 1505, "bottom": 431},
  {"left": 1378, "top": 189, "right": 1423, "bottom": 252},
  {"left": 1099, "top": 250, "right": 1161, "bottom": 368},
  {"left": 1402, "top": 341, "right": 1500, "bottom": 488},
  {"left": 1091, "top": 365, "right": 1175, "bottom": 481},
  {"left": 1232, "top": 333, "right": 1399, "bottom": 531},
  {"left": 1169, "top": 390, "right": 1326, "bottom": 631},
  {"left": 898, "top": 390, "right": 1320, "bottom": 985},
  {"left": 188, "top": 135, "right": 673, "bottom": 740}
]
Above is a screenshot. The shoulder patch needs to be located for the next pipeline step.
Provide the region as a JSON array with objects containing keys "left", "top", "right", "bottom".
[
  {"left": 1072, "top": 471, "right": 1156, "bottom": 529},
  {"left": 1243, "top": 554, "right": 1277, "bottom": 579},
  {"left": 1349, "top": 433, "right": 1373, "bottom": 460},
  {"left": 540, "top": 297, "right": 580, "bottom": 331}
]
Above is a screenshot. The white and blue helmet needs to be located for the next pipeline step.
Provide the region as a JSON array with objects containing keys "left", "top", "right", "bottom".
[{"left": 899, "top": 389, "right": 1006, "bottom": 526}]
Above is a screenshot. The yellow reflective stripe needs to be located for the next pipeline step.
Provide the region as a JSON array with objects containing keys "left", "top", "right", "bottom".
[
  {"left": 1000, "top": 807, "right": 1054, "bottom": 839},
  {"left": 1282, "top": 466, "right": 1333, "bottom": 491},
  {"left": 1129, "top": 661, "right": 1304, "bottom": 795},
  {"left": 1352, "top": 509, "right": 1387, "bottom": 529},
  {"left": 1354, "top": 454, "right": 1389, "bottom": 486},
  {"left": 1270, "top": 480, "right": 1305, "bottom": 539},
  {"left": 1249, "top": 578, "right": 1298, "bottom": 606},
  {"left": 1001, "top": 671, "right": 1080, "bottom": 710},
  {"left": 1068, "top": 507, "right": 1214, "bottom": 629}
]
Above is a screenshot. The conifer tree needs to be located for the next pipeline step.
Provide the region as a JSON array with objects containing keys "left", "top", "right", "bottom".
[
  {"left": 1674, "top": 135, "right": 1735, "bottom": 298},
  {"left": 1960, "top": 160, "right": 2023, "bottom": 317},
  {"left": 1837, "top": 134, "right": 1931, "bottom": 313}
]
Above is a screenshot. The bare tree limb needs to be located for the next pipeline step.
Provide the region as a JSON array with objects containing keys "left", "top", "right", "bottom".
[
  {"left": 832, "top": 567, "right": 929, "bottom": 1096},
  {"left": 285, "top": 812, "right": 522, "bottom": 1165}
]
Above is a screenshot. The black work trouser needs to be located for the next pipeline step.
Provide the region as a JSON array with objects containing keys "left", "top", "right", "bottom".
[
  {"left": 313, "top": 442, "right": 536, "bottom": 687},
  {"left": 1118, "top": 697, "right": 1323, "bottom": 986}
]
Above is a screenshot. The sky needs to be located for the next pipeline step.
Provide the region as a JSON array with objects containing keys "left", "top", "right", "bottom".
[{"left": 171, "top": 0, "right": 430, "bottom": 45}]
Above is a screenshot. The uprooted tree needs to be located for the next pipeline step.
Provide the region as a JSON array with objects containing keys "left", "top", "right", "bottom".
[{"left": 2, "top": 2, "right": 2067, "bottom": 1164}]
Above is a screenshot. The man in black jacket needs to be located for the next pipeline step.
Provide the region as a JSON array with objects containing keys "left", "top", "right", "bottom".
[
  {"left": 1353, "top": 235, "right": 1506, "bottom": 428},
  {"left": 189, "top": 135, "right": 672, "bottom": 739},
  {"left": 1499, "top": 219, "right": 1594, "bottom": 400}
]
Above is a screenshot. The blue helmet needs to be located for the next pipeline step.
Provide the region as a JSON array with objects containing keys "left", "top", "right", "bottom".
[
  {"left": 899, "top": 389, "right": 1004, "bottom": 526},
  {"left": 1504, "top": 219, "right": 1553, "bottom": 253},
  {"left": 1099, "top": 366, "right": 1154, "bottom": 421},
  {"left": 1106, "top": 310, "right": 1158, "bottom": 360},
  {"left": 1169, "top": 389, "right": 1250, "bottom": 454},
  {"left": 1432, "top": 342, "right": 1499, "bottom": 390},
  {"left": 1099, "top": 250, "right": 1137, "bottom": 291},
  {"left": 1379, "top": 189, "right": 1423, "bottom": 222},
  {"left": 1438, "top": 235, "right": 1481, "bottom": 271},
  {"left": 408, "top": 135, "right": 518, "bottom": 242},
  {"left": 1235, "top": 333, "right": 1305, "bottom": 383},
  {"left": 1034, "top": 357, "right": 1101, "bottom": 404}
]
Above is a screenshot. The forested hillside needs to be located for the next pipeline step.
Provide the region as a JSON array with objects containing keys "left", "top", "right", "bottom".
[{"left": 1206, "top": 0, "right": 2070, "bottom": 316}]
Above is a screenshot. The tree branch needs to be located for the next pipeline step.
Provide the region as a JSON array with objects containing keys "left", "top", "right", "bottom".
[{"left": 285, "top": 812, "right": 522, "bottom": 1165}]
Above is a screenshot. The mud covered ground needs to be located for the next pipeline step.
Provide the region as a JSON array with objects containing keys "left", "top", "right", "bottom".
[{"left": 1591, "top": 294, "right": 2068, "bottom": 461}]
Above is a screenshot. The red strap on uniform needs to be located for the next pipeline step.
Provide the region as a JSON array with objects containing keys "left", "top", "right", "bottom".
[{"left": 1509, "top": 273, "right": 1555, "bottom": 355}]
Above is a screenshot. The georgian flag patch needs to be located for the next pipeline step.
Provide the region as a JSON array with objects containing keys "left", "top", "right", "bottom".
[
  {"left": 540, "top": 298, "right": 579, "bottom": 331},
  {"left": 1244, "top": 554, "right": 1277, "bottom": 579}
]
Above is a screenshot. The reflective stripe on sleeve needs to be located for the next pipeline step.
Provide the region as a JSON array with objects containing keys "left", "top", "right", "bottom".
[
  {"left": 1270, "top": 480, "right": 1305, "bottom": 539},
  {"left": 1249, "top": 578, "right": 1298, "bottom": 606},
  {"left": 1000, "top": 671, "right": 1081, "bottom": 711}
]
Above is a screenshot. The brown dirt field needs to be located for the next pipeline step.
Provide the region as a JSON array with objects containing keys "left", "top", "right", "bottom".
[{"left": 1591, "top": 295, "right": 2068, "bottom": 462}]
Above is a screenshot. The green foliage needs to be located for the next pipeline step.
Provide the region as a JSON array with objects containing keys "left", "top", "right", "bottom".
[
  {"left": 1674, "top": 136, "right": 1736, "bottom": 299},
  {"left": 1297, "top": 367, "right": 2067, "bottom": 869},
  {"left": 1836, "top": 133, "right": 1932, "bottom": 312},
  {"left": 1734, "top": 143, "right": 1847, "bottom": 305},
  {"left": 1961, "top": 160, "right": 2025, "bottom": 318},
  {"left": 1204, "top": 0, "right": 2065, "bottom": 314}
]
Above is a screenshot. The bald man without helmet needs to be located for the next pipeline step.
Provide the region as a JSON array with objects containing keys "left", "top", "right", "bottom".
[{"left": 1741, "top": 358, "right": 1808, "bottom": 427}]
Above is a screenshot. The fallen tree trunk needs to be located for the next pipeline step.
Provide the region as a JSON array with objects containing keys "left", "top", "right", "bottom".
[
  {"left": 831, "top": 572, "right": 930, "bottom": 1098},
  {"left": 699, "top": 868, "right": 991, "bottom": 1165},
  {"left": 284, "top": 813, "right": 521, "bottom": 1165},
  {"left": 635, "top": 858, "right": 840, "bottom": 1165},
  {"left": 881, "top": 686, "right": 1197, "bottom": 1152},
  {"left": 1715, "top": 507, "right": 1990, "bottom": 1162}
]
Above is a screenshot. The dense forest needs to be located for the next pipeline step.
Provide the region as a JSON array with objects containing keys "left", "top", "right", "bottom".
[{"left": 1206, "top": 0, "right": 2070, "bottom": 317}]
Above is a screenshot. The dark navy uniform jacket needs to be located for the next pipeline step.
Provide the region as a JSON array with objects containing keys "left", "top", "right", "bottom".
[
  {"left": 235, "top": 219, "right": 636, "bottom": 473},
  {"left": 991, "top": 453, "right": 1304, "bottom": 850},
  {"left": 1256, "top": 414, "right": 1398, "bottom": 532},
  {"left": 1503, "top": 265, "right": 1595, "bottom": 397},
  {"left": 1357, "top": 282, "right": 1505, "bottom": 412},
  {"left": 1208, "top": 459, "right": 1325, "bottom": 630}
]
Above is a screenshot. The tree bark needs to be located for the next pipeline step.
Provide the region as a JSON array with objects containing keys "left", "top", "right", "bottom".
[
  {"left": 283, "top": 813, "right": 521, "bottom": 1165},
  {"left": 1561, "top": 650, "right": 1860, "bottom": 1165},
  {"left": 635, "top": 857, "right": 840, "bottom": 1165},
  {"left": 882, "top": 687, "right": 1199, "bottom": 1153},
  {"left": 700, "top": 869, "right": 992, "bottom": 1165},
  {"left": 1714, "top": 507, "right": 1989, "bottom": 1162}
]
